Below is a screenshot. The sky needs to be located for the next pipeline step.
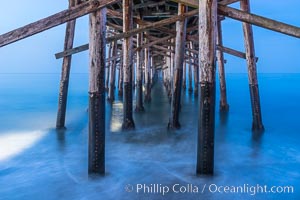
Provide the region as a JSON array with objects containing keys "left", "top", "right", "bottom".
[{"left": 0, "top": 0, "right": 300, "bottom": 74}]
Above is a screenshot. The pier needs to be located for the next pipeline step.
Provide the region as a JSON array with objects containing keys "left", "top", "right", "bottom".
[{"left": 1, "top": 0, "right": 300, "bottom": 176}]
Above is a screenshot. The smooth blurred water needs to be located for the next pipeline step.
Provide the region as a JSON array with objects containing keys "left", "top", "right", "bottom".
[{"left": 0, "top": 73, "right": 299, "bottom": 200}]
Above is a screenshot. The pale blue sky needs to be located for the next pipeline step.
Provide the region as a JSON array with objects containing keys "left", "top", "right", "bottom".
[{"left": 0, "top": 0, "right": 300, "bottom": 74}]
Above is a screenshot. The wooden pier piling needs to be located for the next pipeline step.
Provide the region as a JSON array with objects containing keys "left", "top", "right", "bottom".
[
  {"left": 118, "top": 58, "right": 123, "bottom": 96},
  {"left": 107, "top": 40, "right": 117, "bottom": 102},
  {"left": 56, "top": 0, "right": 76, "bottom": 129},
  {"left": 135, "top": 26, "right": 145, "bottom": 112},
  {"left": 168, "top": 4, "right": 187, "bottom": 129},
  {"left": 240, "top": 0, "right": 264, "bottom": 131},
  {"left": 188, "top": 47, "right": 193, "bottom": 93},
  {"left": 2, "top": 0, "right": 299, "bottom": 177},
  {"left": 144, "top": 38, "right": 152, "bottom": 102},
  {"left": 105, "top": 42, "right": 112, "bottom": 91},
  {"left": 88, "top": 7, "right": 107, "bottom": 174},
  {"left": 216, "top": 18, "right": 229, "bottom": 111},
  {"left": 197, "top": 0, "right": 217, "bottom": 175},
  {"left": 191, "top": 43, "right": 199, "bottom": 96},
  {"left": 182, "top": 60, "right": 187, "bottom": 90},
  {"left": 122, "top": 0, "right": 135, "bottom": 129}
]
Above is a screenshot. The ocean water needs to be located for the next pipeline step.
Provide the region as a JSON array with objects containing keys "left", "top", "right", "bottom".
[{"left": 0, "top": 73, "right": 299, "bottom": 200}]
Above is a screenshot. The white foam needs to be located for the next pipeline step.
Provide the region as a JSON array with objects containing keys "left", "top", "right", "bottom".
[{"left": 0, "top": 130, "right": 47, "bottom": 162}]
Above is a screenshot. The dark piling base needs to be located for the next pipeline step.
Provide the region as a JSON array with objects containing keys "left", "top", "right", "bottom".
[
  {"left": 144, "top": 96, "right": 152, "bottom": 103},
  {"left": 188, "top": 87, "right": 193, "bottom": 93},
  {"left": 168, "top": 69, "right": 182, "bottom": 130},
  {"left": 122, "top": 119, "right": 135, "bottom": 130},
  {"left": 107, "top": 96, "right": 114, "bottom": 103},
  {"left": 56, "top": 82, "right": 69, "bottom": 129},
  {"left": 107, "top": 83, "right": 115, "bottom": 103},
  {"left": 219, "top": 110, "right": 229, "bottom": 125},
  {"left": 135, "top": 80, "right": 145, "bottom": 112},
  {"left": 167, "top": 121, "right": 181, "bottom": 129},
  {"left": 219, "top": 102, "right": 229, "bottom": 112},
  {"left": 135, "top": 106, "right": 145, "bottom": 112},
  {"left": 144, "top": 83, "right": 152, "bottom": 103},
  {"left": 249, "top": 84, "right": 264, "bottom": 132},
  {"left": 194, "top": 89, "right": 198, "bottom": 97},
  {"left": 196, "top": 82, "right": 216, "bottom": 175},
  {"left": 122, "top": 82, "right": 135, "bottom": 129},
  {"left": 118, "top": 89, "right": 123, "bottom": 97},
  {"left": 88, "top": 92, "right": 105, "bottom": 175}
]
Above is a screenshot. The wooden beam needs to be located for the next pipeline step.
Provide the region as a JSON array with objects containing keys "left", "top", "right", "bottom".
[
  {"left": 217, "top": 45, "right": 258, "bottom": 61},
  {"left": 107, "top": 22, "right": 123, "bottom": 31},
  {"left": 219, "top": 5, "right": 300, "bottom": 38},
  {"left": 134, "top": 1, "right": 166, "bottom": 9},
  {"left": 219, "top": 0, "right": 240, "bottom": 5},
  {"left": 172, "top": 0, "right": 300, "bottom": 38},
  {"left": 135, "top": 35, "right": 173, "bottom": 52},
  {"left": 170, "top": 0, "right": 197, "bottom": 8},
  {"left": 55, "top": 44, "right": 89, "bottom": 59},
  {"left": 0, "top": 0, "right": 120, "bottom": 48},
  {"left": 107, "top": 9, "right": 198, "bottom": 42},
  {"left": 171, "top": 0, "right": 239, "bottom": 7},
  {"left": 55, "top": 9, "right": 195, "bottom": 58}
]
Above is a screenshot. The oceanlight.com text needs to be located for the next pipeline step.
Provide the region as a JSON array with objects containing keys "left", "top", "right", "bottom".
[{"left": 124, "top": 183, "right": 294, "bottom": 196}]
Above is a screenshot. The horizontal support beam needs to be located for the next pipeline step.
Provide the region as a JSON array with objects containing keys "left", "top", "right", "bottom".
[
  {"left": 55, "top": 35, "right": 172, "bottom": 59},
  {"left": 170, "top": 0, "right": 239, "bottom": 8},
  {"left": 55, "top": 39, "right": 253, "bottom": 63},
  {"left": 106, "top": 9, "right": 198, "bottom": 42},
  {"left": 218, "top": 5, "right": 300, "bottom": 38},
  {"left": 218, "top": 0, "right": 240, "bottom": 6},
  {"left": 0, "top": 0, "right": 119, "bottom": 48},
  {"left": 217, "top": 45, "right": 258, "bottom": 62},
  {"left": 55, "top": 9, "right": 197, "bottom": 58},
  {"left": 135, "top": 35, "right": 173, "bottom": 52},
  {"left": 172, "top": 1, "right": 300, "bottom": 38},
  {"left": 55, "top": 44, "right": 89, "bottom": 59}
]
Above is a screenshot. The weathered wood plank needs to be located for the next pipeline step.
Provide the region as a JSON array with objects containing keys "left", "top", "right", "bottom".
[
  {"left": 219, "top": 0, "right": 240, "bottom": 5},
  {"left": 0, "top": 0, "right": 120, "bottom": 47},
  {"left": 55, "top": 44, "right": 89, "bottom": 59},
  {"left": 217, "top": 45, "right": 258, "bottom": 61}
]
